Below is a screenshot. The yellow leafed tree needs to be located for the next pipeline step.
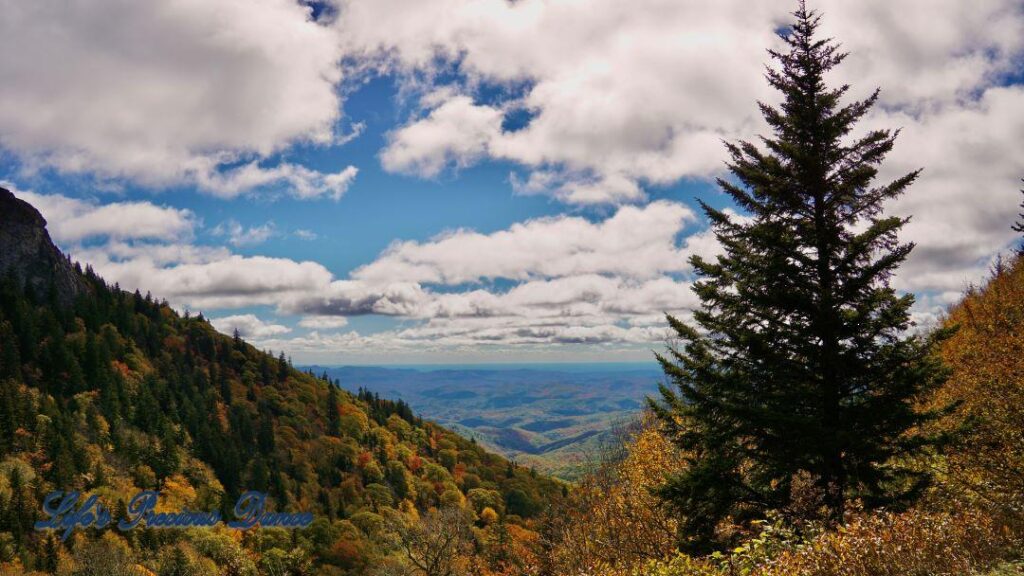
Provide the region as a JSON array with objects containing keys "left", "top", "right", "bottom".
[
  {"left": 931, "top": 254, "right": 1024, "bottom": 521},
  {"left": 546, "top": 414, "right": 686, "bottom": 575}
]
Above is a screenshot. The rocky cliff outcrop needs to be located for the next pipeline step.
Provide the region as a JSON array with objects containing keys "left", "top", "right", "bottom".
[{"left": 0, "top": 186, "right": 89, "bottom": 305}]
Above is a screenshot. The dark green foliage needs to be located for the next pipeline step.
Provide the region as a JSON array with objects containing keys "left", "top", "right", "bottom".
[
  {"left": 327, "top": 383, "right": 343, "bottom": 437},
  {"left": 651, "top": 4, "right": 952, "bottom": 553},
  {"left": 1014, "top": 178, "right": 1024, "bottom": 251},
  {"left": 504, "top": 488, "right": 539, "bottom": 518},
  {"left": 357, "top": 388, "right": 420, "bottom": 427}
]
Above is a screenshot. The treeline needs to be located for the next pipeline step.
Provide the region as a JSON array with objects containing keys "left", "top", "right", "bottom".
[{"left": 355, "top": 388, "right": 421, "bottom": 429}]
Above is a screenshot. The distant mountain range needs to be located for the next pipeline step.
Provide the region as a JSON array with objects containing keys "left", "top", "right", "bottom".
[{"left": 309, "top": 364, "right": 665, "bottom": 479}]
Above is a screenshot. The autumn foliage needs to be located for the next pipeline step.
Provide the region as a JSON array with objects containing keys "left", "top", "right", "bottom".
[
  {"left": 930, "top": 254, "right": 1024, "bottom": 522},
  {"left": 542, "top": 416, "right": 684, "bottom": 575},
  {"left": 0, "top": 266, "right": 566, "bottom": 575},
  {"left": 544, "top": 254, "right": 1024, "bottom": 576}
]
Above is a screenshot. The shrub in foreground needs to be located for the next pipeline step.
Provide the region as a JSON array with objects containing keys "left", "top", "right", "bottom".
[{"left": 637, "top": 508, "right": 1020, "bottom": 576}]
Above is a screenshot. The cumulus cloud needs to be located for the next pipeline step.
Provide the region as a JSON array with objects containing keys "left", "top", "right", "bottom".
[
  {"left": 353, "top": 200, "right": 698, "bottom": 284},
  {"left": 210, "top": 314, "right": 291, "bottom": 338},
  {"left": 297, "top": 316, "right": 350, "bottom": 329},
  {"left": 252, "top": 317, "right": 675, "bottom": 362},
  {"left": 329, "top": 0, "right": 1024, "bottom": 303},
  {"left": 266, "top": 203, "right": 709, "bottom": 352},
  {"left": 511, "top": 170, "right": 645, "bottom": 205},
  {"left": 338, "top": 0, "right": 1022, "bottom": 188},
  {"left": 280, "top": 280, "right": 429, "bottom": 317},
  {"left": 381, "top": 95, "right": 504, "bottom": 178},
  {"left": 817, "top": 0, "right": 1024, "bottom": 108},
  {"left": 337, "top": 0, "right": 788, "bottom": 201},
  {"left": 419, "top": 275, "right": 699, "bottom": 321},
  {"left": 7, "top": 0, "right": 1022, "bottom": 359},
  {"left": 91, "top": 241, "right": 232, "bottom": 268},
  {"left": 872, "top": 86, "right": 1024, "bottom": 294},
  {"left": 9, "top": 186, "right": 195, "bottom": 243},
  {"left": 31, "top": 194, "right": 709, "bottom": 355},
  {"left": 212, "top": 220, "right": 278, "bottom": 247},
  {"left": 71, "top": 236, "right": 337, "bottom": 310},
  {"left": 195, "top": 163, "right": 359, "bottom": 201},
  {"left": 0, "top": 0, "right": 352, "bottom": 198}
]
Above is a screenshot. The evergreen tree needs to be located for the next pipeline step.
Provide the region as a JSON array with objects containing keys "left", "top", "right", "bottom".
[
  {"left": 0, "top": 320, "right": 20, "bottom": 381},
  {"left": 42, "top": 535, "right": 59, "bottom": 573},
  {"left": 257, "top": 405, "right": 276, "bottom": 452},
  {"left": 1013, "top": 178, "right": 1024, "bottom": 251},
  {"left": 277, "top": 351, "right": 289, "bottom": 381},
  {"left": 327, "top": 383, "right": 342, "bottom": 437},
  {"left": 155, "top": 424, "right": 181, "bottom": 480},
  {"left": 651, "top": 3, "right": 952, "bottom": 552},
  {"left": 159, "top": 547, "right": 193, "bottom": 576}
]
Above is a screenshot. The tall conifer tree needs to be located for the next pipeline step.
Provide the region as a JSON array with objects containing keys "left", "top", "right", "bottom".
[
  {"left": 1013, "top": 178, "right": 1024, "bottom": 250},
  {"left": 651, "top": 3, "right": 952, "bottom": 552}
]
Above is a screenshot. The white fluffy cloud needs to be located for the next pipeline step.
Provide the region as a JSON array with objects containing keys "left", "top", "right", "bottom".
[
  {"left": 0, "top": 0, "right": 353, "bottom": 199},
  {"left": 23, "top": 190, "right": 707, "bottom": 354},
  {"left": 7, "top": 0, "right": 1024, "bottom": 360},
  {"left": 10, "top": 187, "right": 336, "bottom": 309},
  {"left": 194, "top": 163, "right": 359, "bottom": 201},
  {"left": 297, "top": 316, "right": 350, "bottom": 329},
  {"left": 381, "top": 95, "right": 504, "bottom": 178},
  {"left": 335, "top": 0, "right": 1024, "bottom": 294},
  {"left": 210, "top": 314, "right": 291, "bottom": 338},
  {"left": 79, "top": 251, "right": 337, "bottom": 310},
  {"left": 212, "top": 220, "right": 278, "bottom": 247},
  {"left": 873, "top": 86, "right": 1024, "bottom": 293},
  {"left": 817, "top": 0, "right": 1024, "bottom": 108},
  {"left": 9, "top": 186, "right": 195, "bottom": 243},
  {"left": 267, "top": 203, "right": 706, "bottom": 352},
  {"left": 339, "top": 0, "right": 1022, "bottom": 188},
  {"left": 353, "top": 200, "right": 698, "bottom": 284},
  {"left": 342, "top": 0, "right": 785, "bottom": 203}
]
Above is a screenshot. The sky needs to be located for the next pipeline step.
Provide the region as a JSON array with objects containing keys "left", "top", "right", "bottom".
[{"left": 1, "top": 0, "right": 1022, "bottom": 364}]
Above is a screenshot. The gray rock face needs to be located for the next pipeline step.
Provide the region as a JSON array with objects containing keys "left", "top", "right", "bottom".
[{"left": 0, "top": 186, "right": 89, "bottom": 305}]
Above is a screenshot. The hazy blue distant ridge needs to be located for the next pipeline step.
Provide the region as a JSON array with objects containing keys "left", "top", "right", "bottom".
[{"left": 305, "top": 364, "right": 664, "bottom": 480}]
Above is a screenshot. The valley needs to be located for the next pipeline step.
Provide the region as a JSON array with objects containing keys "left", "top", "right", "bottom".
[{"left": 311, "top": 364, "right": 664, "bottom": 479}]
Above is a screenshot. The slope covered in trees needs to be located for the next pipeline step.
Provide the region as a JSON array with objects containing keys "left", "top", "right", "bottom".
[
  {"left": 929, "top": 253, "right": 1024, "bottom": 524},
  {"left": 0, "top": 190, "right": 566, "bottom": 574}
]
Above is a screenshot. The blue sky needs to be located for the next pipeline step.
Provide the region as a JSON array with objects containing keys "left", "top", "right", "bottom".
[{"left": 2, "top": 0, "right": 1022, "bottom": 363}]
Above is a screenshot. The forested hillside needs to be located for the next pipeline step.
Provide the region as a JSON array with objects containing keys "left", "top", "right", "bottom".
[{"left": 0, "top": 188, "right": 565, "bottom": 574}]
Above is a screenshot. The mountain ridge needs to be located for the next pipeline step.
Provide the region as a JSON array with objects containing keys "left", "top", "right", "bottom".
[{"left": 0, "top": 187, "right": 89, "bottom": 306}]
